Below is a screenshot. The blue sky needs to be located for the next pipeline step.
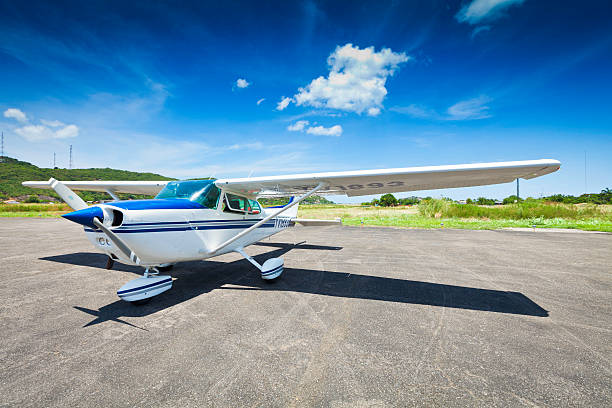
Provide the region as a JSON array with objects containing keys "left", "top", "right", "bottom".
[{"left": 1, "top": 0, "right": 610, "bottom": 202}]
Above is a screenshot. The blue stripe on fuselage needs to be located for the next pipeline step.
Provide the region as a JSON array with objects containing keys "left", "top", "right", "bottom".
[
  {"left": 84, "top": 221, "right": 278, "bottom": 233},
  {"left": 108, "top": 199, "right": 204, "bottom": 211}
]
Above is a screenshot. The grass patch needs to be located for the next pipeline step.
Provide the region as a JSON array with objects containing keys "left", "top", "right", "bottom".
[
  {"left": 0, "top": 203, "right": 71, "bottom": 213},
  {"left": 299, "top": 202, "right": 612, "bottom": 232}
]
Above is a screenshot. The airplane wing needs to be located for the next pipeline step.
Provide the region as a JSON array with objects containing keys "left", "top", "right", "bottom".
[
  {"left": 22, "top": 180, "right": 170, "bottom": 195},
  {"left": 215, "top": 159, "right": 561, "bottom": 198}
]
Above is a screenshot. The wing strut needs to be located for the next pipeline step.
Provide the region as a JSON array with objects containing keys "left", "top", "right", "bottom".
[{"left": 204, "top": 182, "right": 327, "bottom": 255}]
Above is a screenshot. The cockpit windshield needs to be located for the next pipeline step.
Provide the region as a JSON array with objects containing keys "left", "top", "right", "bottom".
[{"left": 155, "top": 180, "right": 221, "bottom": 209}]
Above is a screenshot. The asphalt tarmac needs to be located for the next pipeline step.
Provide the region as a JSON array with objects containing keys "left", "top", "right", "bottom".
[{"left": 0, "top": 217, "right": 610, "bottom": 407}]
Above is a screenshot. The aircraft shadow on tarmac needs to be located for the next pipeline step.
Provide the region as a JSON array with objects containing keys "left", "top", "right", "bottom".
[{"left": 43, "top": 243, "right": 548, "bottom": 328}]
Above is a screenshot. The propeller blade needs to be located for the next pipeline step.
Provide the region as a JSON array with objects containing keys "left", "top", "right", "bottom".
[
  {"left": 49, "top": 178, "right": 87, "bottom": 210},
  {"left": 92, "top": 217, "right": 142, "bottom": 265}
]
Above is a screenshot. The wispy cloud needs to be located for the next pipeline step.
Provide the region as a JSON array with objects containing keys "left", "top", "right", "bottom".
[
  {"left": 446, "top": 96, "right": 492, "bottom": 120},
  {"left": 276, "top": 96, "right": 292, "bottom": 111},
  {"left": 40, "top": 119, "right": 65, "bottom": 127},
  {"left": 292, "top": 43, "right": 409, "bottom": 116},
  {"left": 256, "top": 98, "right": 265, "bottom": 105},
  {"left": 456, "top": 0, "right": 525, "bottom": 25},
  {"left": 471, "top": 25, "right": 492, "bottom": 38},
  {"left": 391, "top": 96, "right": 492, "bottom": 121},
  {"left": 306, "top": 124, "right": 342, "bottom": 137}
]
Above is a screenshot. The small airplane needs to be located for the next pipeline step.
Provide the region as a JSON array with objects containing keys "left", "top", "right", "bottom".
[{"left": 24, "top": 159, "right": 560, "bottom": 303}]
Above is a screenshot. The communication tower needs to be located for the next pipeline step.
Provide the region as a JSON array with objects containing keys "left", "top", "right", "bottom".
[{"left": 69, "top": 145, "right": 73, "bottom": 169}]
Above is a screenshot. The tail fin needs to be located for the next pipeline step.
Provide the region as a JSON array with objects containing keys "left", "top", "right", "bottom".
[
  {"left": 265, "top": 196, "right": 298, "bottom": 218},
  {"left": 282, "top": 197, "right": 298, "bottom": 218}
]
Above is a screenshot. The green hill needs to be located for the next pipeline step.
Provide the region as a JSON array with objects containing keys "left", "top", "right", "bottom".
[{"left": 0, "top": 156, "right": 175, "bottom": 202}]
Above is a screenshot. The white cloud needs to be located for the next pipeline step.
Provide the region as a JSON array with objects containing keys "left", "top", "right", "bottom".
[
  {"left": 3, "top": 108, "right": 28, "bottom": 123},
  {"left": 256, "top": 98, "right": 265, "bottom": 105},
  {"left": 287, "top": 120, "right": 309, "bottom": 132},
  {"left": 54, "top": 124, "right": 79, "bottom": 138},
  {"left": 305, "top": 124, "right": 343, "bottom": 137},
  {"left": 40, "top": 119, "right": 65, "bottom": 127},
  {"left": 15, "top": 125, "right": 53, "bottom": 141},
  {"left": 15, "top": 123, "right": 79, "bottom": 141},
  {"left": 456, "top": 0, "right": 525, "bottom": 24},
  {"left": 293, "top": 43, "right": 409, "bottom": 116},
  {"left": 391, "top": 96, "right": 492, "bottom": 121},
  {"left": 236, "top": 78, "right": 250, "bottom": 88},
  {"left": 276, "top": 96, "right": 292, "bottom": 111},
  {"left": 11, "top": 110, "right": 80, "bottom": 141},
  {"left": 446, "top": 96, "right": 492, "bottom": 120}
]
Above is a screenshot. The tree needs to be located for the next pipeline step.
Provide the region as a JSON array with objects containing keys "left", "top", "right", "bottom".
[
  {"left": 503, "top": 195, "right": 522, "bottom": 205},
  {"left": 466, "top": 198, "right": 473, "bottom": 204},
  {"left": 379, "top": 193, "right": 398, "bottom": 207}
]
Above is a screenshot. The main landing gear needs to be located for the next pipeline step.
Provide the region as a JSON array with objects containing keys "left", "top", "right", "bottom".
[{"left": 235, "top": 248, "right": 284, "bottom": 281}]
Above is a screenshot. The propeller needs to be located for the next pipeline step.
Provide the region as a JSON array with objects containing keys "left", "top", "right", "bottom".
[{"left": 92, "top": 217, "right": 142, "bottom": 265}]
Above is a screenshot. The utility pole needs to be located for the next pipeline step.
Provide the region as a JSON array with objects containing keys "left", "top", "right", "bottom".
[
  {"left": 53, "top": 152, "right": 56, "bottom": 168},
  {"left": 1, "top": 131, "right": 4, "bottom": 163},
  {"left": 69, "top": 145, "right": 73, "bottom": 169},
  {"left": 516, "top": 178, "right": 519, "bottom": 200},
  {"left": 584, "top": 151, "right": 587, "bottom": 194}
]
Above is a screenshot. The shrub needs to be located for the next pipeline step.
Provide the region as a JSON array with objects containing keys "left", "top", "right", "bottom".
[
  {"left": 418, "top": 198, "right": 610, "bottom": 221},
  {"left": 476, "top": 197, "right": 496, "bottom": 205}
]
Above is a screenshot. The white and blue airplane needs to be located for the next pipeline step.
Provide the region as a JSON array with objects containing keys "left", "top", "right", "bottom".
[{"left": 24, "top": 159, "right": 560, "bottom": 303}]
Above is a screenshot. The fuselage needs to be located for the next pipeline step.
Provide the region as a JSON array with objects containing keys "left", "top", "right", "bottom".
[
  {"left": 61, "top": 179, "right": 296, "bottom": 266},
  {"left": 83, "top": 201, "right": 293, "bottom": 265}
]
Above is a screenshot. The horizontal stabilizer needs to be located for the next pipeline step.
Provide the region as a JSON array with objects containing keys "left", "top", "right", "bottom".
[
  {"left": 22, "top": 180, "right": 169, "bottom": 195},
  {"left": 293, "top": 218, "right": 342, "bottom": 226}
]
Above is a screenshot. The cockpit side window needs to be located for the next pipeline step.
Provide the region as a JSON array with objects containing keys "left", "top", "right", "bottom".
[
  {"left": 224, "top": 194, "right": 262, "bottom": 214},
  {"left": 225, "top": 193, "right": 247, "bottom": 212}
]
